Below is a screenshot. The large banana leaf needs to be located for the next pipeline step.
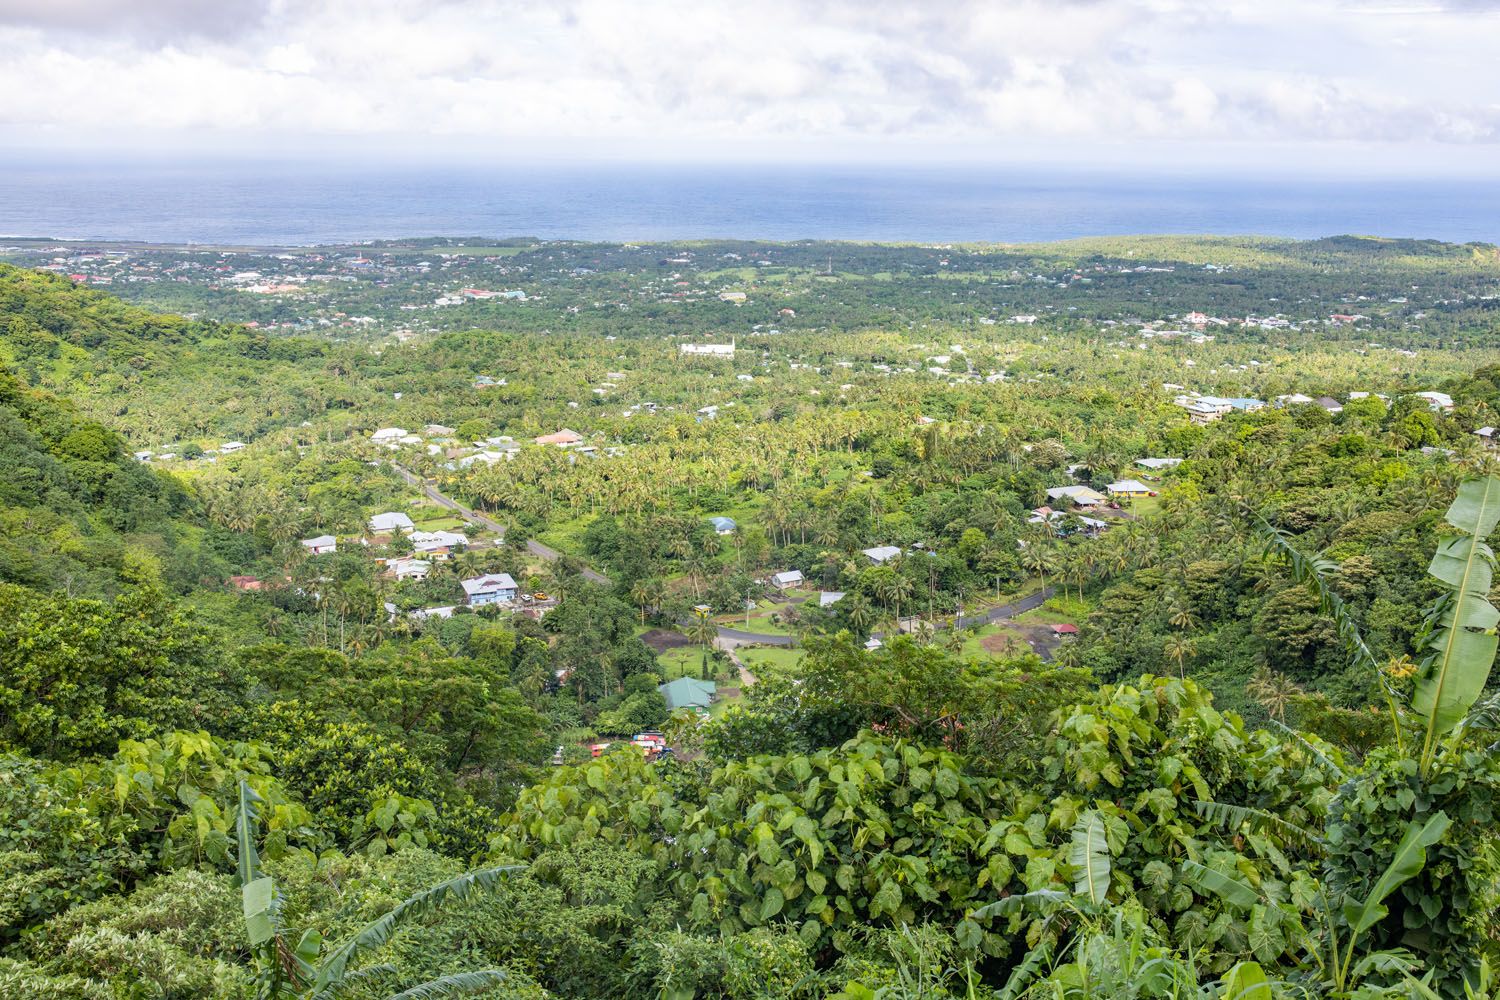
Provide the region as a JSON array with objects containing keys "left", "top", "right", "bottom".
[
  {"left": 1414, "top": 477, "right": 1500, "bottom": 768},
  {"left": 1069, "top": 811, "right": 1111, "bottom": 905},
  {"left": 1221, "top": 961, "right": 1274, "bottom": 1000},
  {"left": 1180, "top": 859, "right": 1259, "bottom": 909},
  {"left": 1341, "top": 812, "right": 1450, "bottom": 936}
]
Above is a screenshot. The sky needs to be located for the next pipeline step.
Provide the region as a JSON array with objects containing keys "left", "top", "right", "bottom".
[{"left": 2, "top": 0, "right": 1499, "bottom": 174}]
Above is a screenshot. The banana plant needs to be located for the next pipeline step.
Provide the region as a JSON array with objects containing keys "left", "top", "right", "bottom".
[
  {"left": 1254, "top": 474, "right": 1500, "bottom": 773},
  {"left": 1181, "top": 809, "right": 1450, "bottom": 995},
  {"left": 1411, "top": 476, "right": 1500, "bottom": 774},
  {"left": 236, "top": 781, "right": 519, "bottom": 1000}
]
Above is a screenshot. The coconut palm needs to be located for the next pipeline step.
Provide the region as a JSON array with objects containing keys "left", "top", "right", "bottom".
[{"left": 1163, "top": 633, "right": 1196, "bottom": 678}]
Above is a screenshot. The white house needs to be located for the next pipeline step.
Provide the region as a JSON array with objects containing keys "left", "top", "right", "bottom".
[
  {"left": 369, "top": 512, "right": 416, "bottom": 534},
  {"left": 771, "top": 570, "right": 804, "bottom": 589},
  {"left": 300, "top": 535, "right": 337, "bottom": 555},
  {"left": 370, "top": 427, "right": 409, "bottom": 443},
  {"left": 708, "top": 516, "right": 737, "bottom": 535},
  {"left": 462, "top": 573, "right": 519, "bottom": 606},
  {"left": 680, "top": 342, "right": 735, "bottom": 357},
  {"left": 220, "top": 441, "right": 246, "bottom": 453},
  {"left": 410, "top": 530, "right": 468, "bottom": 555},
  {"left": 862, "top": 546, "right": 902, "bottom": 564},
  {"left": 819, "top": 591, "right": 846, "bottom": 607},
  {"left": 1135, "top": 458, "right": 1183, "bottom": 471},
  {"left": 1415, "top": 391, "right": 1455, "bottom": 412},
  {"left": 388, "top": 558, "right": 431, "bottom": 581}
]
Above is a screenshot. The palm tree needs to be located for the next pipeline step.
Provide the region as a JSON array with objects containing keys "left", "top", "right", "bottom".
[
  {"left": 1021, "top": 543, "right": 1059, "bottom": 593},
  {"left": 875, "top": 570, "right": 914, "bottom": 629},
  {"left": 1247, "top": 665, "right": 1303, "bottom": 721},
  {"left": 687, "top": 609, "right": 717, "bottom": 680},
  {"left": 1163, "top": 633, "right": 1196, "bottom": 678},
  {"left": 1167, "top": 599, "right": 1198, "bottom": 633},
  {"left": 844, "top": 594, "right": 874, "bottom": 635},
  {"left": 630, "top": 578, "right": 663, "bottom": 624}
]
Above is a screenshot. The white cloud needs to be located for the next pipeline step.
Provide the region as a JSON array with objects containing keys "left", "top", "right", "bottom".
[{"left": 0, "top": 0, "right": 1497, "bottom": 160}]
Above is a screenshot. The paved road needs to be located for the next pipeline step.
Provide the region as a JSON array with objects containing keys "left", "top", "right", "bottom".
[
  {"left": 712, "top": 586, "right": 1055, "bottom": 645},
  {"left": 390, "top": 463, "right": 611, "bottom": 585}
]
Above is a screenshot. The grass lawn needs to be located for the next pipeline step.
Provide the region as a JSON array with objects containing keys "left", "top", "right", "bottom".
[
  {"left": 958, "top": 622, "right": 1023, "bottom": 660},
  {"left": 411, "top": 512, "right": 468, "bottom": 532},
  {"left": 657, "top": 645, "right": 713, "bottom": 680},
  {"left": 736, "top": 646, "right": 805, "bottom": 676}
]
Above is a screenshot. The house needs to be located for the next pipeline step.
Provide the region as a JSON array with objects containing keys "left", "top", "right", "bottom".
[
  {"left": 1046, "top": 485, "right": 1108, "bottom": 507},
  {"left": 1051, "top": 623, "right": 1080, "bottom": 637},
  {"left": 1106, "top": 479, "right": 1154, "bottom": 498},
  {"left": 1135, "top": 458, "right": 1183, "bottom": 472},
  {"left": 220, "top": 441, "right": 246, "bottom": 453},
  {"left": 1475, "top": 427, "right": 1497, "bottom": 446},
  {"left": 133, "top": 450, "right": 153, "bottom": 462},
  {"left": 535, "top": 429, "right": 583, "bottom": 447},
  {"left": 1181, "top": 400, "right": 1226, "bottom": 425},
  {"left": 461, "top": 573, "right": 519, "bottom": 606},
  {"left": 300, "top": 534, "right": 337, "bottom": 555},
  {"left": 771, "top": 570, "right": 804, "bottom": 590},
  {"left": 410, "top": 530, "right": 468, "bottom": 556},
  {"left": 423, "top": 424, "right": 456, "bottom": 437},
  {"left": 708, "top": 516, "right": 737, "bottom": 535},
  {"left": 680, "top": 342, "right": 735, "bottom": 357},
  {"left": 388, "top": 558, "right": 432, "bottom": 581},
  {"left": 659, "top": 677, "right": 717, "bottom": 711},
  {"left": 1029, "top": 509, "right": 1109, "bottom": 537},
  {"left": 1313, "top": 396, "right": 1344, "bottom": 414},
  {"left": 1415, "top": 391, "right": 1455, "bottom": 412},
  {"left": 819, "top": 591, "right": 846, "bottom": 608},
  {"left": 861, "top": 545, "right": 902, "bottom": 564},
  {"left": 369, "top": 512, "right": 416, "bottom": 534},
  {"left": 370, "top": 427, "right": 408, "bottom": 443},
  {"left": 1276, "top": 393, "right": 1315, "bottom": 407}
]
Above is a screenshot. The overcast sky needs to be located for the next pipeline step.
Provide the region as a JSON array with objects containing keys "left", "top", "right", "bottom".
[{"left": 3, "top": 0, "right": 1498, "bottom": 173}]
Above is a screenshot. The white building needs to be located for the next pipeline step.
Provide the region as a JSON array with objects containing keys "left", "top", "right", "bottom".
[
  {"left": 370, "top": 427, "right": 409, "bottom": 443},
  {"left": 861, "top": 545, "right": 902, "bottom": 564},
  {"left": 369, "top": 512, "right": 416, "bottom": 534},
  {"left": 300, "top": 535, "right": 337, "bottom": 555},
  {"left": 680, "top": 341, "right": 735, "bottom": 357},
  {"left": 771, "top": 570, "right": 804, "bottom": 589},
  {"left": 1135, "top": 458, "right": 1183, "bottom": 471}
]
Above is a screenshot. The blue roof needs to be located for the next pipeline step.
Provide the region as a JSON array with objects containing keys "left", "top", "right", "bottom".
[{"left": 708, "top": 516, "right": 737, "bottom": 530}]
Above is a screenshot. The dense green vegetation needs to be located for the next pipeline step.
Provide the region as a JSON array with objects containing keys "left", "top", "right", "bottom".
[{"left": 2, "top": 236, "right": 1500, "bottom": 998}]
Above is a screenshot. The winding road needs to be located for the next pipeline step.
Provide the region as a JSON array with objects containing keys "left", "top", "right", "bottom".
[{"left": 390, "top": 462, "right": 611, "bottom": 585}]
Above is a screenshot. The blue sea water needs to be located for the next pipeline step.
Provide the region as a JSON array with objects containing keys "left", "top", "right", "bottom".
[{"left": 0, "top": 160, "right": 1496, "bottom": 245}]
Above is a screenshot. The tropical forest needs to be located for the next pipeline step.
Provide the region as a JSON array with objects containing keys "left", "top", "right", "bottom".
[{"left": 2, "top": 233, "right": 1500, "bottom": 999}]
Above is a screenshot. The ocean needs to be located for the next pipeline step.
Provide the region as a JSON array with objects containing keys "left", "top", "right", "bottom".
[{"left": 1, "top": 160, "right": 1496, "bottom": 246}]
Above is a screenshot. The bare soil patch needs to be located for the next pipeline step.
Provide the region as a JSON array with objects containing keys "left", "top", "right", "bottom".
[{"left": 641, "top": 628, "right": 691, "bottom": 652}]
